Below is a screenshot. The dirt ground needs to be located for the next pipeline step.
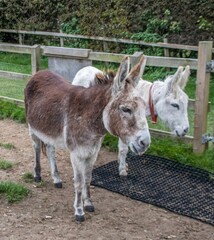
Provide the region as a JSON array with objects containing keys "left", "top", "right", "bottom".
[{"left": 0, "top": 119, "right": 213, "bottom": 240}]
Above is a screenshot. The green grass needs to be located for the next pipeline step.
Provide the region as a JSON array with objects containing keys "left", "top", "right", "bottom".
[
  {"left": 0, "top": 52, "right": 48, "bottom": 74},
  {"left": 0, "top": 159, "right": 13, "bottom": 170},
  {"left": 22, "top": 172, "right": 34, "bottom": 183},
  {"left": 0, "top": 52, "right": 48, "bottom": 100},
  {"left": 0, "top": 181, "right": 29, "bottom": 203},
  {"left": 0, "top": 99, "right": 26, "bottom": 123},
  {"left": 0, "top": 53, "right": 31, "bottom": 74},
  {"left": 102, "top": 133, "right": 214, "bottom": 173},
  {"left": 0, "top": 142, "right": 15, "bottom": 150},
  {"left": 146, "top": 136, "right": 214, "bottom": 173},
  {"left": 0, "top": 77, "right": 28, "bottom": 100}
]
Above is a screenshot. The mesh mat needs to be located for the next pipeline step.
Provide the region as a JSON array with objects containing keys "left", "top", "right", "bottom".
[{"left": 91, "top": 153, "right": 214, "bottom": 225}]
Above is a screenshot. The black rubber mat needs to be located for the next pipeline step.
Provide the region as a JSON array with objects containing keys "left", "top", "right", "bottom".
[{"left": 91, "top": 153, "right": 214, "bottom": 225}]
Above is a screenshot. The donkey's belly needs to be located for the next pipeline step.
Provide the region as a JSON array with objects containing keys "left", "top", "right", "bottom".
[{"left": 29, "top": 125, "right": 66, "bottom": 149}]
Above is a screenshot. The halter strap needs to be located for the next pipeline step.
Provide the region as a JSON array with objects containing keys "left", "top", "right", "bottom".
[{"left": 149, "top": 84, "right": 158, "bottom": 124}]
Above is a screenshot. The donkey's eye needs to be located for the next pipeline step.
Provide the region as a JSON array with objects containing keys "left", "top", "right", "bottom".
[
  {"left": 171, "top": 103, "right": 180, "bottom": 109},
  {"left": 120, "top": 106, "right": 132, "bottom": 114}
]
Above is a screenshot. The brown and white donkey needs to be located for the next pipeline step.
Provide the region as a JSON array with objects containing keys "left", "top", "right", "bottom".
[{"left": 24, "top": 56, "right": 151, "bottom": 222}]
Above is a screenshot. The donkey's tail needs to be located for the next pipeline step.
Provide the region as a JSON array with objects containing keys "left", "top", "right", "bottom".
[{"left": 41, "top": 141, "right": 47, "bottom": 156}]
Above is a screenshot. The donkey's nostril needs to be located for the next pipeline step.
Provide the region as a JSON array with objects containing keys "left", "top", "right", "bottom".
[
  {"left": 139, "top": 140, "right": 145, "bottom": 147},
  {"left": 184, "top": 127, "right": 189, "bottom": 134}
]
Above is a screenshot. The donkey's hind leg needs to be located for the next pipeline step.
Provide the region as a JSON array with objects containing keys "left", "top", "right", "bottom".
[
  {"left": 31, "top": 134, "right": 42, "bottom": 182},
  {"left": 46, "top": 144, "right": 63, "bottom": 188},
  {"left": 70, "top": 153, "right": 85, "bottom": 222}
]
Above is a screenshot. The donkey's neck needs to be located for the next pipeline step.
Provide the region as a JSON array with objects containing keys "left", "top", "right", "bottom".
[
  {"left": 67, "top": 84, "right": 112, "bottom": 137},
  {"left": 136, "top": 79, "right": 166, "bottom": 117}
]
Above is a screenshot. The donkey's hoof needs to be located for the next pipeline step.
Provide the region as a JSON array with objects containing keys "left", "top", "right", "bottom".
[
  {"left": 75, "top": 214, "right": 85, "bottom": 222},
  {"left": 84, "top": 205, "right": 95, "bottom": 212},
  {"left": 54, "top": 182, "right": 63, "bottom": 188},
  {"left": 34, "top": 176, "right": 42, "bottom": 182},
  {"left": 119, "top": 170, "right": 128, "bottom": 177}
]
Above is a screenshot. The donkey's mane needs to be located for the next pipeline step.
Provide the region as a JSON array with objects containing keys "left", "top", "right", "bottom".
[{"left": 94, "top": 70, "right": 115, "bottom": 85}]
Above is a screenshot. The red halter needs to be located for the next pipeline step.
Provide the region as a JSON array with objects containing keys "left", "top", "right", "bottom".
[{"left": 149, "top": 84, "right": 158, "bottom": 124}]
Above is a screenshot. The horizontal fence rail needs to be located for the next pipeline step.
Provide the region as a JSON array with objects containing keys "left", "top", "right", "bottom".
[
  {"left": 1, "top": 28, "right": 214, "bottom": 53},
  {"left": 0, "top": 71, "right": 31, "bottom": 80},
  {"left": 0, "top": 43, "right": 35, "bottom": 54},
  {"left": 41, "top": 46, "right": 199, "bottom": 70},
  {"left": 0, "top": 43, "right": 40, "bottom": 74},
  {"left": 0, "top": 96, "right": 24, "bottom": 106}
]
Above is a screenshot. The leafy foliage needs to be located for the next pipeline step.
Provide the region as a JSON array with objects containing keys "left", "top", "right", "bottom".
[
  {"left": 145, "top": 9, "right": 181, "bottom": 37},
  {"left": 76, "top": 0, "right": 128, "bottom": 37},
  {"left": 1, "top": 1, "right": 214, "bottom": 45},
  {"left": 197, "top": 16, "right": 212, "bottom": 31},
  {"left": 61, "top": 17, "right": 81, "bottom": 34}
]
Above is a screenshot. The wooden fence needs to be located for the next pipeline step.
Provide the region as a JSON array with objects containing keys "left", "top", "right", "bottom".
[
  {"left": 0, "top": 29, "right": 202, "bottom": 51},
  {"left": 1, "top": 28, "right": 214, "bottom": 53},
  {"left": 0, "top": 31, "right": 213, "bottom": 154}
]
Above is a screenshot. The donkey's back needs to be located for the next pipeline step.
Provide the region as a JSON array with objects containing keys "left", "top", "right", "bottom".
[{"left": 25, "top": 70, "right": 110, "bottom": 148}]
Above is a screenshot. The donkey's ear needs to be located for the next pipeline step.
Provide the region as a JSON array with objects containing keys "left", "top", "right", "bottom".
[
  {"left": 112, "top": 56, "right": 130, "bottom": 94},
  {"left": 165, "top": 66, "right": 183, "bottom": 95},
  {"left": 125, "top": 55, "right": 147, "bottom": 87},
  {"left": 179, "top": 65, "right": 190, "bottom": 89}
]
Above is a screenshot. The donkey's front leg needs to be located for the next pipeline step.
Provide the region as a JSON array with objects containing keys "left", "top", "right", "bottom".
[
  {"left": 118, "top": 138, "right": 129, "bottom": 177},
  {"left": 46, "top": 144, "right": 62, "bottom": 188}
]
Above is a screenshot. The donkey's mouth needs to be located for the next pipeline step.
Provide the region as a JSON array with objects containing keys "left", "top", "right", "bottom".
[
  {"left": 175, "top": 130, "right": 181, "bottom": 137},
  {"left": 131, "top": 144, "right": 147, "bottom": 156},
  {"left": 131, "top": 144, "right": 139, "bottom": 155}
]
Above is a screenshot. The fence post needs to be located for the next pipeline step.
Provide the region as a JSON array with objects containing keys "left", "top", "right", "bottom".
[
  {"left": 60, "top": 29, "right": 64, "bottom": 47},
  {"left": 130, "top": 52, "right": 144, "bottom": 69},
  {"left": 31, "top": 45, "right": 41, "bottom": 75},
  {"left": 193, "top": 41, "right": 213, "bottom": 154},
  {"left": 18, "top": 33, "right": 23, "bottom": 45},
  {"left": 164, "top": 38, "right": 170, "bottom": 71},
  {"left": 103, "top": 41, "right": 109, "bottom": 67}
]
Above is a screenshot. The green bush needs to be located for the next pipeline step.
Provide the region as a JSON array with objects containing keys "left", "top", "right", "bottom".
[{"left": 1, "top": 1, "right": 214, "bottom": 46}]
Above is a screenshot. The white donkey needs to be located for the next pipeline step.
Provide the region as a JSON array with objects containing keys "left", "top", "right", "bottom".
[
  {"left": 25, "top": 56, "right": 151, "bottom": 222},
  {"left": 73, "top": 60, "right": 190, "bottom": 176}
]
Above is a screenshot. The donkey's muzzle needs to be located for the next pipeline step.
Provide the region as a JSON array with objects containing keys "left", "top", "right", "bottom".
[
  {"left": 130, "top": 133, "right": 151, "bottom": 156},
  {"left": 175, "top": 127, "right": 189, "bottom": 137}
]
